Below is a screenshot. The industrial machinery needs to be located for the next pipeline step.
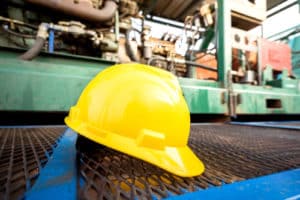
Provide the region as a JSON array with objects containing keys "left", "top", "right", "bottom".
[
  {"left": 1, "top": 0, "right": 300, "bottom": 118},
  {"left": 1, "top": 0, "right": 300, "bottom": 199}
]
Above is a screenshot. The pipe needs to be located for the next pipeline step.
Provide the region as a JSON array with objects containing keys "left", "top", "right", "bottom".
[
  {"left": 185, "top": 60, "right": 218, "bottom": 72},
  {"left": 125, "top": 28, "right": 139, "bottom": 62},
  {"left": 48, "top": 30, "right": 55, "bottom": 53},
  {"left": 1, "top": 25, "right": 36, "bottom": 38},
  {"left": 148, "top": 56, "right": 218, "bottom": 72},
  {"left": 0, "top": 16, "right": 38, "bottom": 29},
  {"left": 25, "top": 0, "right": 117, "bottom": 22},
  {"left": 19, "top": 36, "right": 45, "bottom": 60},
  {"left": 115, "top": 11, "right": 119, "bottom": 41}
]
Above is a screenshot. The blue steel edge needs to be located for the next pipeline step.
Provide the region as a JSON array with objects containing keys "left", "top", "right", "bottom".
[
  {"left": 167, "top": 168, "right": 300, "bottom": 200},
  {"left": 26, "top": 128, "right": 78, "bottom": 200},
  {"left": 231, "top": 121, "right": 300, "bottom": 130}
]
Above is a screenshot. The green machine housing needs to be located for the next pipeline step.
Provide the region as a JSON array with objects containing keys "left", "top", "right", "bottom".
[{"left": 1, "top": 0, "right": 300, "bottom": 119}]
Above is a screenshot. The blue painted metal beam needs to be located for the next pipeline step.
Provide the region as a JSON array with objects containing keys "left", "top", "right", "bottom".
[
  {"left": 167, "top": 169, "right": 300, "bottom": 200},
  {"left": 48, "top": 30, "right": 55, "bottom": 53},
  {"left": 231, "top": 121, "right": 300, "bottom": 130},
  {"left": 26, "top": 129, "right": 78, "bottom": 200}
]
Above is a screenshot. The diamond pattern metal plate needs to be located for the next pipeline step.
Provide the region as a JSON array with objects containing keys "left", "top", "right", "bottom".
[
  {"left": 0, "top": 126, "right": 65, "bottom": 200},
  {"left": 1, "top": 124, "right": 300, "bottom": 200},
  {"left": 78, "top": 124, "right": 300, "bottom": 199}
]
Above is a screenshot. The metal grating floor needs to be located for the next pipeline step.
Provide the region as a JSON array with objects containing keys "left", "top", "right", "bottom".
[
  {"left": 1, "top": 124, "right": 300, "bottom": 199},
  {"left": 0, "top": 126, "right": 65, "bottom": 200},
  {"left": 78, "top": 124, "right": 300, "bottom": 199}
]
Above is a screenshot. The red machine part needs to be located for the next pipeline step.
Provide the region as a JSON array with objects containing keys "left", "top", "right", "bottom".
[
  {"left": 195, "top": 53, "right": 218, "bottom": 80},
  {"left": 260, "top": 39, "right": 292, "bottom": 73}
]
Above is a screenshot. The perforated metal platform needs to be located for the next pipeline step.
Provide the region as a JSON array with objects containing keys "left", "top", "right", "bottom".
[
  {"left": 78, "top": 124, "right": 300, "bottom": 199},
  {"left": 0, "top": 126, "right": 65, "bottom": 200},
  {"left": 1, "top": 124, "right": 300, "bottom": 200}
]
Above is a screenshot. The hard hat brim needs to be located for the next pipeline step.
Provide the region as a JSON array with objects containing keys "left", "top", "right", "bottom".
[{"left": 65, "top": 117, "right": 205, "bottom": 177}]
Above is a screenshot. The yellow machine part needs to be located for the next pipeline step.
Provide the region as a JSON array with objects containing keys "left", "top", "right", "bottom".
[{"left": 65, "top": 63, "right": 204, "bottom": 177}]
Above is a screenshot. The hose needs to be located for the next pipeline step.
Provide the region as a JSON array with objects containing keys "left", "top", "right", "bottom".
[
  {"left": 148, "top": 56, "right": 217, "bottom": 72},
  {"left": 185, "top": 60, "right": 217, "bottom": 72},
  {"left": 2, "top": 25, "right": 36, "bottom": 39},
  {"left": 25, "top": 0, "right": 117, "bottom": 22},
  {"left": 0, "top": 16, "right": 38, "bottom": 29},
  {"left": 19, "top": 37, "right": 45, "bottom": 60},
  {"left": 125, "top": 28, "right": 139, "bottom": 62}
]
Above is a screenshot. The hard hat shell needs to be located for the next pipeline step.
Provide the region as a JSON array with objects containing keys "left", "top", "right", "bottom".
[{"left": 65, "top": 63, "right": 204, "bottom": 177}]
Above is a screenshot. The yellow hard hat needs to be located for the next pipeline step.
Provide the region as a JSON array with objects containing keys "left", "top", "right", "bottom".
[{"left": 65, "top": 63, "right": 204, "bottom": 177}]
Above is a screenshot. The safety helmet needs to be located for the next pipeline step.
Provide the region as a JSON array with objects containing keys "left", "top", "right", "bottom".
[{"left": 65, "top": 63, "right": 204, "bottom": 177}]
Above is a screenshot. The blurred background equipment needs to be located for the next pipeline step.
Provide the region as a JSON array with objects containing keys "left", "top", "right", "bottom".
[
  {"left": 1, "top": 0, "right": 300, "bottom": 199},
  {"left": 0, "top": 0, "right": 300, "bottom": 117}
]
